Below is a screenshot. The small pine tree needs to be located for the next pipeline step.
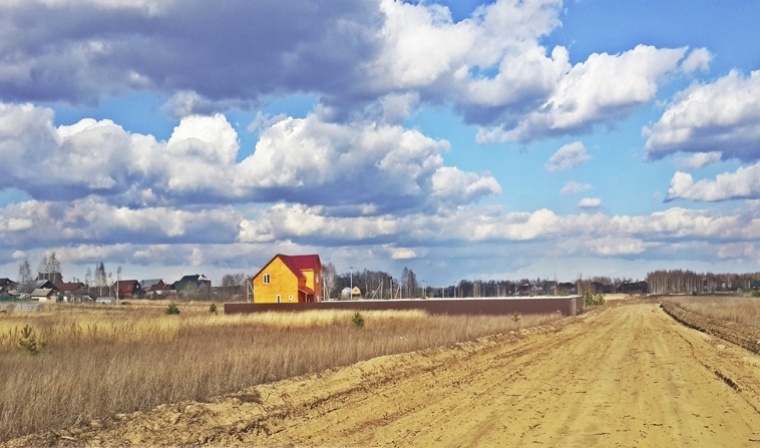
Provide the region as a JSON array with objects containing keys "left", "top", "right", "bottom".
[
  {"left": 352, "top": 311, "right": 365, "bottom": 329},
  {"left": 18, "top": 325, "right": 46, "bottom": 355},
  {"left": 165, "top": 302, "right": 180, "bottom": 315}
]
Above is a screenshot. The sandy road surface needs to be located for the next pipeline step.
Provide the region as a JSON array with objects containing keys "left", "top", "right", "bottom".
[{"left": 6, "top": 302, "right": 760, "bottom": 447}]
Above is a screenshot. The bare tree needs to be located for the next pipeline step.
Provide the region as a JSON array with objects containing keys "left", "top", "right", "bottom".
[
  {"left": 85, "top": 268, "right": 92, "bottom": 292},
  {"left": 37, "top": 254, "right": 49, "bottom": 280},
  {"left": 221, "top": 273, "right": 247, "bottom": 287},
  {"left": 18, "top": 259, "right": 34, "bottom": 293},
  {"left": 95, "top": 262, "right": 107, "bottom": 296},
  {"left": 50, "top": 252, "right": 61, "bottom": 281},
  {"left": 116, "top": 266, "right": 122, "bottom": 300},
  {"left": 321, "top": 262, "right": 337, "bottom": 300}
]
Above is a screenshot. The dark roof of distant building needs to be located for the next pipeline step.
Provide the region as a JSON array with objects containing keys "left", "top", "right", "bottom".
[{"left": 54, "top": 282, "right": 84, "bottom": 292}]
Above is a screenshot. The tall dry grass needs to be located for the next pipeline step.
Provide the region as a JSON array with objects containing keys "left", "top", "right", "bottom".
[
  {"left": 0, "top": 303, "right": 560, "bottom": 441},
  {"left": 665, "top": 295, "right": 760, "bottom": 328}
]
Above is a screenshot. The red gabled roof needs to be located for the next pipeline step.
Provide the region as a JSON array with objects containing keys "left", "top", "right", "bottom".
[
  {"left": 284, "top": 254, "right": 320, "bottom": 271},
  {"left": 253, "top": 254, "right": 321, "bottom": 280}
]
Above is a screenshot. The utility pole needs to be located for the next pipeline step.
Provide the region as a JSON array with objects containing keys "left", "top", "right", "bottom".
[
  {"left": 349, "top": 266, "right": 353, "bottom": 300},
  {"left": 116, "top": 266, "right": 122, "bottom": 301}
]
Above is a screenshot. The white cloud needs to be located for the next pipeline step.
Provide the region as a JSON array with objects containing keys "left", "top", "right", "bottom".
[
  {"left": 479, "top": 45, "right": 687, "bottom": 142},
  {"left": 545, "top": 141, "right": 591, "bottom": 172},
  {"left": 0, "top": 197, "right": 241, "bottom": 249},
  {"left": 0, "top": 102, "right": 499, "bottom": 212},
  {"left": 235, "top": 202, "right": 760, "bottom": 249},
  {"left": 560, "top": 181, "right": 592, "bottom": 195},
  {"left": 586, "top": 237, "right": 646, "bottom": 256},
  {"left": 5, "top": 196, "right": 758, "bottom": 280},
  {"left": 610, "top": 207, "right": 760, "bottom": 240},
  {"left": 577, "top": 197, "right": 602, "bottom": 209},
  {"left": 370, "top": 0, "right": 562, "bottom": 92},
  {"left": 431, "top": 167, "right": 501, "bottom": 204},
  {"left": 680, "top": 47, "right": 712, "bottom": 74},
  {"left": 389, "top": 247, "right": 418, "bottom": 260},
  {"left": 673, "top": 151, "right": 722, "bottom": 170},
  {"left": 716, "top": 242, "right": 759, "bottom": 262},
  {"left": 666, "top": 162, "right": 760, "bottom": 201},
  {"left": 645, "top": 70, "right": 760, "bottom": 162},
  {"left": 236, "top": 113, "right": 500, "bottom": 210}
]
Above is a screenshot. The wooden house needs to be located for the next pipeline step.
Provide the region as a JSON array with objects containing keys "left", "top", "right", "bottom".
[
  {"left": 252, "top": 254, "right": 322, "bottom": 304},
  {"left": 31, "top": 288, "right": 57, "bottom": 301},
  {"left": 113, "top": 280, "right": 142, "bottom": 298}
]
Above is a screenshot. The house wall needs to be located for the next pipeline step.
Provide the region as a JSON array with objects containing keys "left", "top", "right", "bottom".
[
  {"left": 300, "top": 267, "right": 322, "bottom": 302},
  {"left": 252, "top": 257, "right": 299, "bottom": 304}
]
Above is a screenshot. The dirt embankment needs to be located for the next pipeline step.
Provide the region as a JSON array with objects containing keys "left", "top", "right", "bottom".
[
  {"left": 5, "top": 302, "right": 760, "bottom": 447},
  {"left": 661, "top": 301, "right": 760, "bottom": 355}
]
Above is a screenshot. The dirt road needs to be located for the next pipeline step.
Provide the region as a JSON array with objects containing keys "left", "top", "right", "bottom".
[{"left": 7, "top": 302, "right": 760, "bottom": 447}]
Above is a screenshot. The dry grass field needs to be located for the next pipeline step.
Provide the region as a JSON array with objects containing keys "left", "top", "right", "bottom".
[
  {"left": 663, "top": 294, "right": 760, "bottom": 328},
  {"left": 6, "top": 300, "right": 760, "bottom": 447},
  {"left": 0, "top": 301, "right": 560, "bottom": 441}
]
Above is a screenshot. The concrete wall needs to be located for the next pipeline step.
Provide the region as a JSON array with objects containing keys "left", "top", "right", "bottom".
[{"left": 225, "top": 296, "right": 584, "bottom": 317}]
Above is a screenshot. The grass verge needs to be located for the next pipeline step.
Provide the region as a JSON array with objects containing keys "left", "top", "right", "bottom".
[{"left": 0, "top": 303, "right": 561, "bottom": 441}]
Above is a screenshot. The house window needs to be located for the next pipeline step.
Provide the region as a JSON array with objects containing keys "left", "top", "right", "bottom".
[
  {"left": 276, "top": 294, "right": 281, "bottom": 303},
  {"left": 263, "top": 274, "right": 270, "bottom": 284}
]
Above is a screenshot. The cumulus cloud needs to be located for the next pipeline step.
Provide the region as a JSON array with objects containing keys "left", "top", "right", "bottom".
[
  {"left": 389, "top": 247, "right": 418, "bottom": 260},
  {"left": 0, "top": 1, "right": 378, "bottom": 107},
  {"left": 585, "top": 237, "right": 646, "bottom": 256},
  {"left": 644, "top": 70, "right": 760, "bottom": 162},
  {"left": 0, "top": 102, "right": 500, "bottom": 212},
  {"left": 666, "top": 162, "right": 760, "bottom": 202},
  {"left": 0, "top": 197, "right": 241, "bottom": 250},
  {"left": 478, "top": 45, "right": 688, "bottom": 142},
  {"left": 577, "top": 197, "right": 602, "bottom": 209},
  {"left": 679, "top": 47, "right": 712, "bottom": 74},
  {"left": 236, "top": 113, "right": 501, "bottom": 211},
  {"left": 560, "top": 181, "right": 592, "bottom": 195},
  {"left": 5, "top": 196, "right": 758, "bottom": 274},
  {"left": 545, "top": 141, "right": 591, "bottom": 172},
  {"left": 673, "top": 151, "right": 722, "bottom": 170},
  {"left": 236, "top": 202, "right": 760, "bottom": 249},
  {"left": 0, "top": 0, "right": 698, "bottom": 145}
]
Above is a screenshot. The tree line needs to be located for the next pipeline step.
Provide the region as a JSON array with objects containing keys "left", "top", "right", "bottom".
[{"left": 646, "top": 269, "right": 760, "bottom": 294}]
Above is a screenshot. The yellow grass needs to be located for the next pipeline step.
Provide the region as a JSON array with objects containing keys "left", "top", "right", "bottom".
[
  {"left": 665, "top": 295, "right": 760, "bottom": 329},
  {"left": 0, "top": 303, "right": 561, "bottom": 441}
]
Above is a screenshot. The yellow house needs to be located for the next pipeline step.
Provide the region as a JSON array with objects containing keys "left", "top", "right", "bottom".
[{"left": 252, "top": 254, "right": 322, "bottom": 303}]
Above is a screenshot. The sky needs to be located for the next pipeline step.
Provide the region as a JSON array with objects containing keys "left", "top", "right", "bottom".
[{"left": 1, "top": 0, "right": 759, "bottom": 287}]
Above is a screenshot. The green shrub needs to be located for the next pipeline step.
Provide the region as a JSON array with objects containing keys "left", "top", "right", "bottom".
[
  {"left": 752, "top": 290, "right": 760, "bottom": 298},
  {"left": 209, "top": 303, "right": 218, "bottom": 315},
  {"left": 584, "top": 292, "right": 605, "bottom": 307},
  {"left": 352, "top": 311, "right": 365, "bottom": 329},
  {"left": 165, "top": 302, "right": 180, "bottom": 315},
  {"left": 512, "top": 311, "right": 521, "bottom": 323}
]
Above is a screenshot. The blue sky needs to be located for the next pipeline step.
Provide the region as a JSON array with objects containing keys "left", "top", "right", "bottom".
[{"left": 1, "top": 0, "right": 759, "bottom": 287}]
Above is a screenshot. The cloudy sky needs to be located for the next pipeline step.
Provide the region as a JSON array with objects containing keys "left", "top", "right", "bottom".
[{"left": 1, "top": 0, "right": 759, "bottom": 286}]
